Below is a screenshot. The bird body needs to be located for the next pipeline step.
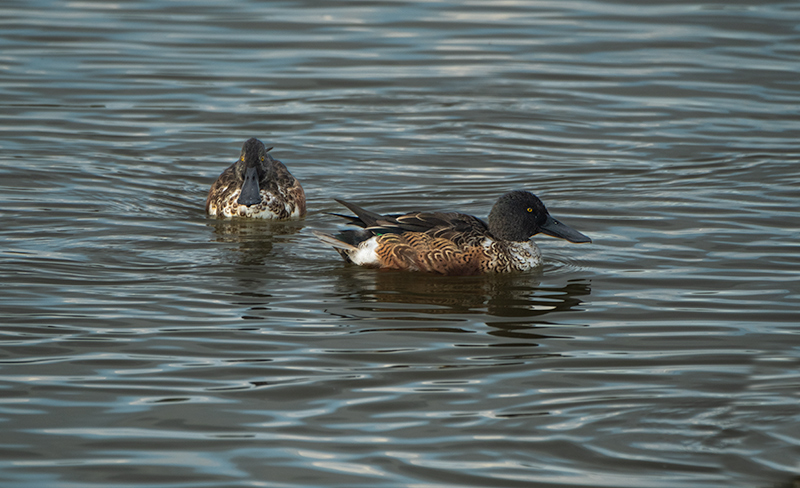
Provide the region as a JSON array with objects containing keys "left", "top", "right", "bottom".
[
  {"left": 206, "top": 138, "right": 305, "bottom": 219},
  {"left": 314, "top": 191, "right": 590, "bottom": 275}
]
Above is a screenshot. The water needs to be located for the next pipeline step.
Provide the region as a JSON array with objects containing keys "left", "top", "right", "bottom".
[{"left": 1, "top": 1, "right": 799, "bottom": 487}]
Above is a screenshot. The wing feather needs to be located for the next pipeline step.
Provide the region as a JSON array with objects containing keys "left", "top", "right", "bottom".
[{"left": 325, "top": 200, "right": 495, "bottom": 275}]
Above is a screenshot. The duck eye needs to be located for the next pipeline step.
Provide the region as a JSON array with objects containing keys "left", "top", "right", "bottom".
[{"left": 526, "top": 207, "right": 533, "bottom": 213}]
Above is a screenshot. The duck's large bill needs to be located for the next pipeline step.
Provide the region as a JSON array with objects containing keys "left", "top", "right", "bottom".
[
  {"left": 539, "top": 215, "right": 592, "bottom": 243},
  {"left": 237, "top": 166, "right": 262, "bottom": 206}
]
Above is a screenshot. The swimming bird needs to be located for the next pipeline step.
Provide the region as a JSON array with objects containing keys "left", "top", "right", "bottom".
[
  {"left": 313, "top": 190, "right": 591, "bottom": 275},
  {"left": 206, "top": 138, "right": 306, "bottom": 219}
]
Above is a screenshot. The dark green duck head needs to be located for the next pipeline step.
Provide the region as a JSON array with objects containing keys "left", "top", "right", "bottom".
[
  {"left": 235, "top": 137, "right": 274, "bottom": 207},
  {"left": 488, "top": 190, "right": 591, "bottom": 243}
]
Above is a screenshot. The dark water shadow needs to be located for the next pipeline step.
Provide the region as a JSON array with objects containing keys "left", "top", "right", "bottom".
[
  {"left": 327, "top": 266, "right": 592, "bottom": 338},
  {"left": 764, "top": 476, "right": 800, "bottom": 488},
  {"left": 206, "top": 217, "right": 304, "bottom": 266}
]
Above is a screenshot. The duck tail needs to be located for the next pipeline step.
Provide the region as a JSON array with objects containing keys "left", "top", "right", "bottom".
[
  {"left": 312, "top": 230, "right": 357, "bottom": 251},
  {"left": 334, "top": 199, "right": 385, "bottom": 228}
]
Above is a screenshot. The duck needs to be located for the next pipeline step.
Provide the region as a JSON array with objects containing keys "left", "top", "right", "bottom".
[
  {"left": 313, "top": 190, "right": 591, "bottom": 275},
  {"left": 206, "top": 138, "right": 306, "bottom": 219}
]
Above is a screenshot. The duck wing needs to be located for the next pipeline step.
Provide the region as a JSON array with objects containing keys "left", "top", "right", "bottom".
[
  {"left": 333, "top": 199, "right": 491, "bottom": 247},
  {"left": 395, "top": 212, "right": 490, "bottom": 247}
]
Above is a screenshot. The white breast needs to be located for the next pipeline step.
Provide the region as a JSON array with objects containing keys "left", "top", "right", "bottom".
[
  {"left": 507, "top": 241, "right": 543, "bottom": 270},
  {"left": 349, "top": 237, "right": 380, "bottom": 266}
]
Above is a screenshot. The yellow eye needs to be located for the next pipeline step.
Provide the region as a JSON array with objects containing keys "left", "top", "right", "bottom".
[
  {"left": 260, "top": 156, "right": 265, "bottom": 161},
  {"left": 527, "top": 207, "right": 533, "bottom": 213}
]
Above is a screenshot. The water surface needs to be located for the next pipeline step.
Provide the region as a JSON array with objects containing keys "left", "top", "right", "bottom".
[{"left": 1, "top": 1, "right": 799, "bottom": 487}]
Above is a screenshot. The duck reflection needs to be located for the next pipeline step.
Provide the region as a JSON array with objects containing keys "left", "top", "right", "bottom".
[
  {"left": 207, "top": 218, "right": 304, "bottom": 266},
  {"left": 330, "top": 267, "right": 591, "bottom": 339}
]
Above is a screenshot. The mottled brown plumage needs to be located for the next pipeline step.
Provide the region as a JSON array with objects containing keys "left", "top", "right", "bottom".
[
  {"left": 373, "top": 232, "right": 488, "bottom": 275},
  {"left": 206, "top": 138, "right": 306, "bottom": 219},
  {"left": 313, "top": 191, "right": 591, "bottom": 275}
]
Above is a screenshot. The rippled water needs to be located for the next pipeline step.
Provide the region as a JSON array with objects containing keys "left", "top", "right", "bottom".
[{"left": 2, "top": 1, "right": 799, "bottom": 487}]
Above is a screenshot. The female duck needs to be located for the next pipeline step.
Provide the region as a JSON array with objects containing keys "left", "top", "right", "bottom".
[
  {"left": 313, "top": 190, "right": 590, "bottom": 275},
  {"left": 206, "top": 138, "right": 306, "bottom": 219}
]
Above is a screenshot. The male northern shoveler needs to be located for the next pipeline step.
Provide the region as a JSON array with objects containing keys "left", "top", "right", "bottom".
[
  {"left": 313, "top": 190, "right": 591, "bottom": 275},
  {"left": 206, "top": 138, "right": 306, "bottom": 219}
]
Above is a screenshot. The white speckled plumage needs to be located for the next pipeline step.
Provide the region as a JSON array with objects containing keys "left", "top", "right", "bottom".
[{"left": 206, "top": 138, "right": 306, "bottom": 220}]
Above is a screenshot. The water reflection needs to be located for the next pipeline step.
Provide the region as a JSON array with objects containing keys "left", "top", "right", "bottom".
[
  {"left": 329, "top": 267, "right": 591, "bottom": 336},
  {"left": 207, "top": 218, "right": 304, "bottom": 266}
]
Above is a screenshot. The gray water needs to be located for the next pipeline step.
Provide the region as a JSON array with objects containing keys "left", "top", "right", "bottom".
[{"left": 1, "top": 1, "right": 799, "bottom": 487}]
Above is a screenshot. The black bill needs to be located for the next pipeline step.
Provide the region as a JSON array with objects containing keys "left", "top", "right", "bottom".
[
  {"left": 540, "top": 214, "right": 592, "bottom": 243},
  {"left": 237, "top": 166, "right": 262, "bottom": 206}
]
